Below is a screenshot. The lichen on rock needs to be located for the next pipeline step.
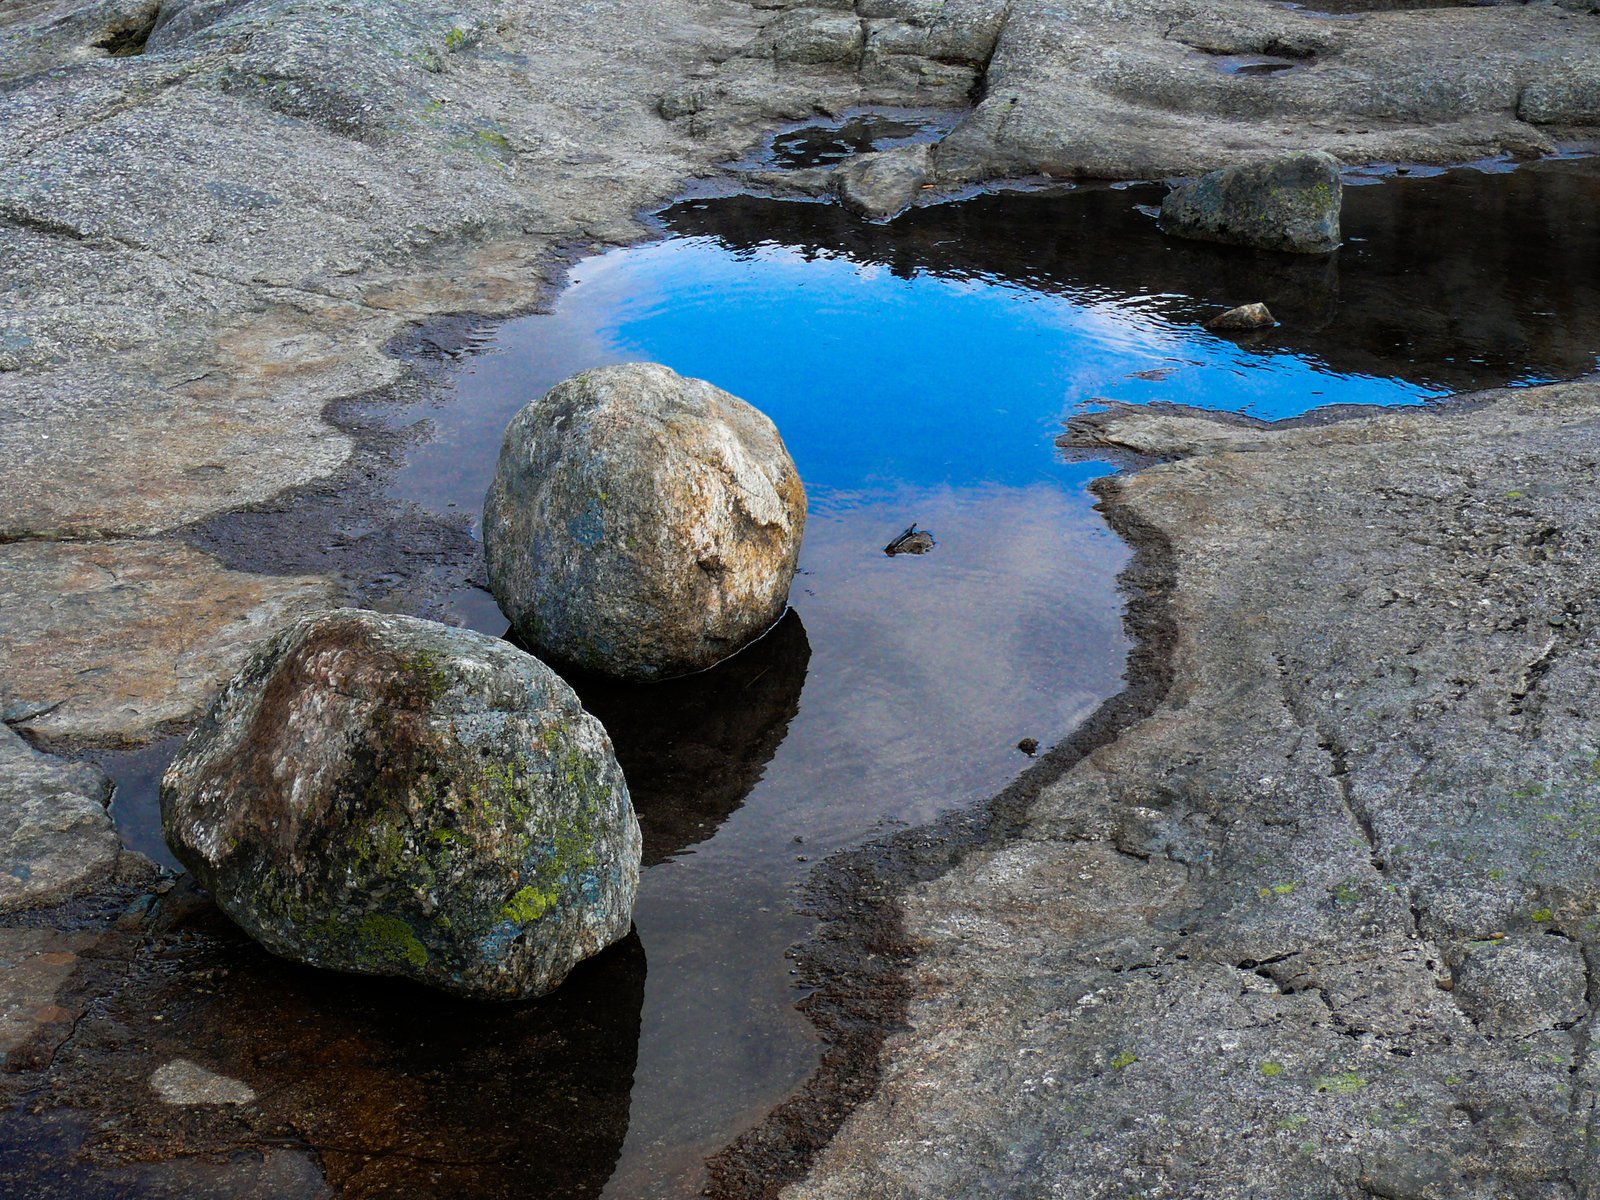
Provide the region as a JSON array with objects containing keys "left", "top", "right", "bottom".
[
  {"left": 159, "top": 608, "right": 641, "bottom": 1001},
  {"left": 1160, "top": 151, "right": 1343, "bottom": 254}
]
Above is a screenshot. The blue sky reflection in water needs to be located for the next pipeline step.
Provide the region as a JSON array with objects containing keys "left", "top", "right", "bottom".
[
  {"left": 437, "top": 231, "right": 1150, "bottom": 1197},
  {"left": 386, "top": 161, "right": 1600, "bottom": 1196}
]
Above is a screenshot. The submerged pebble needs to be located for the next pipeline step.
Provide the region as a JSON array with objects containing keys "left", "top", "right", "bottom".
[
  {"left": 885, "top": 524, "right": 936, "bottom": 556},
  {"left": 150, "top": 1059, "right": 256, "bottom": 1107}
]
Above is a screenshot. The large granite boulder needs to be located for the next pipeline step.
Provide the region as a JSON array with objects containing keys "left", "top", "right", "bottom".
[
  {"left": 1160, "top": 151, "right": 1343, "bottom": 255},
  {"left": 483, "top": 363, "right": 807, "bottom": 681},
  {"left": 160, "top": 609, "right": 640, "bottom": 1001}
]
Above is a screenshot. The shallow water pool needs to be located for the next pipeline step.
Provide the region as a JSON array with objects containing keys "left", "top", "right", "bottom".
[{"left": 80, "top": 154, "right": 1600, "bottom": 1197}]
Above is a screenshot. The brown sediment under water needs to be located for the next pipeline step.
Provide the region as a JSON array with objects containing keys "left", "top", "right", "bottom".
[{"left": 55, "top": 152, "right": 1600, "bottom": 1198}]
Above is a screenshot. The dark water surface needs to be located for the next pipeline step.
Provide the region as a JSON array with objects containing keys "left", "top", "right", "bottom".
[
  {"left": 738, "top": 106, "right": 962, "bottom": 172},
  {"left": 84, "top": 154, "right": 1600, "bottom": 1197}
]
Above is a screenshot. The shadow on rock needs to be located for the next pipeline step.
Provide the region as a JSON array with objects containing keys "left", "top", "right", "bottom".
[
  {"left": 561, "top": 609, "right": 812, "bottom": 866},
  {"left": 0, "top": 898, "right": 646, "bottom": 1200}
]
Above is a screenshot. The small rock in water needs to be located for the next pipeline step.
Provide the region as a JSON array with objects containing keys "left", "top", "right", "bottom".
[
  {"left": 1017, "top": 737, "right": 1040, "bottom": 757},
  {"left": 150, "top": 1059, "right": 256, "bottom": 1106},
  {"left": 835, "top": 145, "right": 932, "bottom": 222},
  {"left": 1205, "top": 302, "right": 1276, "bottom": 331},
  {"left": 1160, "top": 151, "right": 1343, "bottom": 254},
  {"left": 160, "top": 609, "right": 641, "bottom": 1001},
  {"left": 483, "top": 363, "right": 807, "bottom": 681},
  {"left": 885, "top": 524, "right": 936, "bottom": 556}
]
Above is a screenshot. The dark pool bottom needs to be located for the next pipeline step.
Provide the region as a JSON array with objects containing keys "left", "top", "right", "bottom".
[{"left": 70, "top": 155, "right": 1600, "bottom": 1198}]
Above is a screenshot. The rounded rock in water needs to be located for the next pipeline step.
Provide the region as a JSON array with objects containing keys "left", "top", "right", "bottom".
[
  {"left": 1160, "top": 151, "right": 1343, "bottom": 255},
  {"left": 160, "top": 609, "right": 641, "bottom": 1001},
  {"left": 483, "top": 362, "right": 807, "bottom": 680}
]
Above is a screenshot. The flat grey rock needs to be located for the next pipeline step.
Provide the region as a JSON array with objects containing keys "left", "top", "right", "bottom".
[{"left": 0, "top": 723, "right": 123, "bottom": 912}]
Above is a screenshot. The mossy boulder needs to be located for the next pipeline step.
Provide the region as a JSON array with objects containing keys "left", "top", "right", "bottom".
[
  {"left": 160, "top": 609, "right": 640, "bottom": 1001},
  {"left": 1160, "top": 152, "right": 1343, "bottom": 255},
  {"left": 483, "top": 363, "right": 807, "bottom": 680}
]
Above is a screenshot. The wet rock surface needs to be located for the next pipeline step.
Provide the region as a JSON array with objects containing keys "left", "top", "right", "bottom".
[
  {"left": 484, "top": 364, "right": 807, "bottom": 680},
  {"left": 0, "top": 727, "right": 131, "bottom": 914},
  {"left": 1162, "top": 151, "right": 1344, "bottom": 253},
  {"left": 785, "top": 377, "right": 1600, "bottom": 1197},
  {"left": 0, "top": 893, "right": 647, "bottom": 1200},
  {"left": 162, "top": 609, "right": 640, "bottom": 1000},
  {"left": 3, "top": 0, "right": 1600, "bottom": 1193}
]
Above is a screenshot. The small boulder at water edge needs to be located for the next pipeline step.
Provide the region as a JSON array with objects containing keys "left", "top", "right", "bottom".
[
  {"left": 1161, "top": 152, "right": 1343, "bottom": 254},
  {"left": 1205, "top": 302, "right": 1277, "bottom": 331}
]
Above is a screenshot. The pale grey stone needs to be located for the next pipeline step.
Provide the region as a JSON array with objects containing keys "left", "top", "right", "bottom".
[
  {"left": 835, "top": 144, "right": 931, "bottom": 220},
  {"left": 150, "top": 1059, "right": 258, "bottom": 1106},
  {"left": 483, "top": 364, "right": 807, "bottom": 681}
]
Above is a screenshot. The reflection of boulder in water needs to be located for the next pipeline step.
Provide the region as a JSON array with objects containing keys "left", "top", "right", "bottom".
[
  {"left": 664, "top": 157, "right": 1600, "bottom": 392},
  {"left": 4, "top": 901, "right": 645, "bottom": 1200},
  {"left": 567, "top": 609, "right": 811, "bottom": 866}
]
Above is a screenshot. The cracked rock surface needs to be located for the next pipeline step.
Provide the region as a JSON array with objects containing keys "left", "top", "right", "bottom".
[
  {"left": 0, "top": 724, "right": 133, "bottom": 913},
  {"left": 788, "top": 379, "right": 1600, "bottom": 1198},
  {"left": 682, "top": 0, "right": 1600, "bottom": 191}
]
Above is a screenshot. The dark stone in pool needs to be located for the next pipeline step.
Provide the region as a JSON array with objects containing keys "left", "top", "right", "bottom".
[
  {"left": 1206, "top": 302, "right": 1277, "bottom": 331},
  {"left": 1161, "top": 151, "right": 1343, "bottom": 255},
  {"left": 885, "top": 524, "right": 936, "bottom": 556}
]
